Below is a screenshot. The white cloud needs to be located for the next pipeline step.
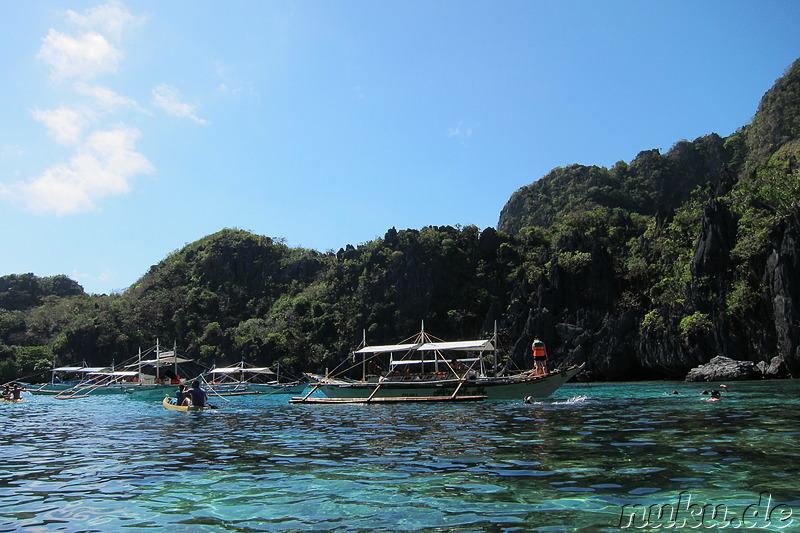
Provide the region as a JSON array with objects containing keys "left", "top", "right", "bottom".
[
  {"left": 447, "top": 121, "right": 473, "bottom": 139},
  {"left": 218, "top": 83, "right": 242, "bottom": 96},
  {"left": 73, "top": 82, "right": 144, "bottom": 113},
  {"left": 38, "top": 29, "right": 121, "bottom": 81},
  {"left": 67, "top": 0, "right": 145, "bottom": 41},
  {"left": 11, "top": 2, "right": 158, "bottom": 217},
  {"left": 32, "top": 106, "right": 95, "bottom": 145},
  {"left": 152, "top": 83, "right": 207, "bottom": 125},
  {"left": 70, "top": 266, "right": 115, "bottom": 292},
  {"left": 0, "top": 145, "right": 24, "bottom": 159},
  {"left": 214, "top": 60, "right": 243, "bottom": 96},
  {"left": 11, "top": 127, "right": 153, "bottom": 215},
  {"left": 30, "top": 83, "right": 147, "bottom": 153}
]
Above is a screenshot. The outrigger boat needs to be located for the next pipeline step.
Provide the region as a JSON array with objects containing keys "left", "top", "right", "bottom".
[
  {"left": 123, "top": 341, "right": 198, "bottom": 400},
  {"left": 207, "top": 362, "right": 306, "bottom": 395},
  {"left": 291, "top": 326, "right": 584, "bottom": 404},
  {"left": 27, "top": 364, "right": 112, "bottom": 395},
  {"left": 29, "top": 341, "right": 194, "bottom": 399},
  {"left": 53, "top": 370, "right": 140, "bottom": 399},
  {"left": 27, "top": 364, "right": 136, "bottom": 398}
]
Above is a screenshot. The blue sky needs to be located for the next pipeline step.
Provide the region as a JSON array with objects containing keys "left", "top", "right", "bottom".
[{"left": 1, "top": 1, "right": 799, "bottom": 295}]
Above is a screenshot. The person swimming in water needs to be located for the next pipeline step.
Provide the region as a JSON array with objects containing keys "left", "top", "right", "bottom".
[{"left": 707, "top": 389, "right": 722, "bottom": 401}]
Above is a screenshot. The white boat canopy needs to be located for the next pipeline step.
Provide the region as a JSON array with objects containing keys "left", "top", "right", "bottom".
[
  {"left": 390, "top": 357, "right": 481, "bottom": 366},
  {"left": 355, "top": 339, "right": 494, "bottom": 354},
  {"left": 88, "top": 371, "right": 139, "bottom": 377},
  {"left": 210, "top": 366, "right": 273, "bottom": 374},
  {"left": 53, "top": 366, "right": 109, "bottom": 372},
  {"left": 354, "top": 343, "right": 423, "bottom": 355},
  {"left": 418, "top": 340, "right": 495, "bottom": 352},
  {"left": 130, "top": 355, "right": 194, "bottom": 366}
]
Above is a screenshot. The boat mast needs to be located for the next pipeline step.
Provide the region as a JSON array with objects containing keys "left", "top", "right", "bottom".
[
  {"left": 155, "top": 338, "right": 160, "bottom": 383},
  {"left": 485, "top": 321, "right": 498, "bottom": 377},
  {"left": 173, "top": 340, "right": 178, "bottom": 382},
  {"left": 361, "top": 329, "right": 367, "bottom": 381}
]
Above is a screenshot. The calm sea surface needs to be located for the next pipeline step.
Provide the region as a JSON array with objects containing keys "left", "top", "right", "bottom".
[{"left": 1, "top": 380, "right": 798, "bottom": 533}]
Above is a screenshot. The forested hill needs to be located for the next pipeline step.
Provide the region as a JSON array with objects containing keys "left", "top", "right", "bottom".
[{"left": 2, "top": 58, "right": 799, "bottom": 383}]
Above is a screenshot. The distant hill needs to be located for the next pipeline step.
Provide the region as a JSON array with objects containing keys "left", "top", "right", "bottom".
[{"left": 2, "top": 58, "right": 799, "bottom": 383}]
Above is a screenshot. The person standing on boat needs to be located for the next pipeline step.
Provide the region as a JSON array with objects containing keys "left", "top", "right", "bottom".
[
  {"left": 532, "top": 336, "right": 548, "bottom": 376},
  {"left": 189, "top": 380, "right": 207, "bottom": 408}
]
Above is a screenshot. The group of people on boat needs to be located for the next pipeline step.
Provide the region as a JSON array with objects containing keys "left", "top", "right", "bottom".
[
  {"left": 1, "top": 383, "right": 25, "bottom": 401},
  {"left": 175, "top": 381, "right": 208, "bottom": 407}
]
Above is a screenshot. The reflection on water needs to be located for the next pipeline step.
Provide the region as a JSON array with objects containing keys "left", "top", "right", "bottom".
[{"left": 1, "top": 380, "right": 798, "bottom": 532}]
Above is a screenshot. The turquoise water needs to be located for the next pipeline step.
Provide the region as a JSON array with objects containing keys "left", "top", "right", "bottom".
[{"left": 1, "top": 380, "right": 798, "bottom": 532}]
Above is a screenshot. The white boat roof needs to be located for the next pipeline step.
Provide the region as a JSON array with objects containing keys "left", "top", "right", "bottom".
[
  {"left": 133, "top": 356, "right": 194, "bottom": 365},
  {"left": 88, "top": 371, "right": 139, "bottom": 376},
  {"left": 53, "top": 366, "right": 109, "bottom": 372},
  {"left": 354, "top": 343, "right": 422, "bottom": 354},
  {"left": 355, "top": 339, "right": 494, "bottom": 354},
  {"left": 418, "top": 340, "right": 495, "bottom": 352},
  {"left": 390, "top": 357, "right": 481, "bottom": 366},
  {"left": 210, "top": 366, "right": 273, "bottom": 374}
]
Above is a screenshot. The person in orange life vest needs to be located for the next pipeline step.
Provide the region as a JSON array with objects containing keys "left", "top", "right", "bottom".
[{"left": 531, "top": 336, "right": 548, "bottom": 376}]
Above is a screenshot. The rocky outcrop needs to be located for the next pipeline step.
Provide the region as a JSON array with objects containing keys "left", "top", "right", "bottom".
[
  {"left": 685, "top": 355, "right": 759, "bottom": 382},
  {"left": 766, "top": 212, "right": 800, "bottom": 376},
  {"left": 756, "top": 356, "right": 791, "bottom": 378},
  {"left": 498, "top": 59, "right": 800, "bottom": 381},
  {"left": 505, "top": 201, "right": 800, "bottom": 381}
]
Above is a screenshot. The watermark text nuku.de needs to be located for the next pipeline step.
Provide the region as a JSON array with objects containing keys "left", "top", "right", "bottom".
[{"left": 618, "top": 491, "right": 794, "bottom": 529}]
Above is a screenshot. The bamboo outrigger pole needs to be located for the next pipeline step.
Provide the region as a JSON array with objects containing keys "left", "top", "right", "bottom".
[
  {"left": 366, "top": 381, "right": 383, "bottom": 402},
  {"left": 450, "top": 379, "right": 465, "bottom": 399}
]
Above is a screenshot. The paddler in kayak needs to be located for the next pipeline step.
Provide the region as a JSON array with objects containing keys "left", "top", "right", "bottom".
[
  {"left": 188, "top": 380, "right": 207, "bottom": 408},
  {"left": 176, "top": 383, "right": 191, "bottom": 406}
]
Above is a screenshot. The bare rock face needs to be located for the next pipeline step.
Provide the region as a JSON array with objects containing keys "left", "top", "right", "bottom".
[
  {"left": 685, "top": 355, "right": 759, "bottom": 382},
  {"left": 767, "top": 212, "right": 800, "bottom": 376},
  {"left": 756, "top": 356, "right": 792, "bottom": 378}
]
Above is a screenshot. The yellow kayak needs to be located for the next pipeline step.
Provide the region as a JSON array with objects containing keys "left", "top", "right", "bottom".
[{"left": 162, "top": 396, "right": 209, "bottom": 411}]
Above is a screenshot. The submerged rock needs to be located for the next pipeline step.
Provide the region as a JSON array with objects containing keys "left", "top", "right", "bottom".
[{"left": 685, "top": 355, "right": 760, "bottom": 382}]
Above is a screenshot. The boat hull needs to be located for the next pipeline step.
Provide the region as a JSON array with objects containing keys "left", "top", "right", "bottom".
[
  {"left": 125, "top": 384, "right": 180, "bottom": 400},
  {"left": 302, "top": 364, "right": 584, "bottom": 402}
]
